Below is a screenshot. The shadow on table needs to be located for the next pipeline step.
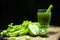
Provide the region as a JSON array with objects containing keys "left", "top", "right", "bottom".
[
  {"left": 39, "top": 31, "right": 58, "bottom": 38},
  {"left": 59, "top": 38, "right": 60, "bottom": 40},
  {"left": 48, "top": 31, "right": 58, "bottom": 35}
]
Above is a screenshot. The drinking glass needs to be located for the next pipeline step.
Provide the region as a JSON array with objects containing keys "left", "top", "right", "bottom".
[{"left": 37, "top": 9, "right": 51, "bottom": 36}]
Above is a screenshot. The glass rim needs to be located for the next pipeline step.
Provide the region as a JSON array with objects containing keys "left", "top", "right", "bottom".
[
  {"left": 37, "top": 9, "right": 51, "bottom": 12},
  {"left": 37, "top": 8, "right": 46, "bottom": 9},
  {"left": 38, "top": 9, "right": 47, "bottom": 10}
]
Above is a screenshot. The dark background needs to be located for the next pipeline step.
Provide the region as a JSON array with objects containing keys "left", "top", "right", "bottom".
[{"left": 0, "top": 0, "right": 60, "bottom": 30}]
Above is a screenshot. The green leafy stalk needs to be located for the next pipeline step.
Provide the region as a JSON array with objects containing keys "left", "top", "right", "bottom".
[{"left": 46, "top": 4, "right": 53, "bottom": 13}]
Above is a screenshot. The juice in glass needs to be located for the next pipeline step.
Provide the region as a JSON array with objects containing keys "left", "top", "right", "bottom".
[{"left": 37, "top": 9, "right": 51, "bottom": 36}]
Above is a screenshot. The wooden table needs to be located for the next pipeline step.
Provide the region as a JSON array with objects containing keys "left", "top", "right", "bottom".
[{"left": 3, "top": 26, "right": 60, "bottom": 40}]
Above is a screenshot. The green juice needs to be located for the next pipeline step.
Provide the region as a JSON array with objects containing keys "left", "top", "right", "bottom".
[
  {"left": 37, "top": 12, "right": 51, "bottom": 36},
  {"left": 37, "top": 12, "right": 51, "bottom": 26},
  {"left": 37, "top": 4, "right": 53, "bottom": 36}
]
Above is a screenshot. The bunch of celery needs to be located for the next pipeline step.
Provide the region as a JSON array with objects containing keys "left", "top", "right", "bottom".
[{"left": 0, "top": 20, "right": 40, "bottom": 37}]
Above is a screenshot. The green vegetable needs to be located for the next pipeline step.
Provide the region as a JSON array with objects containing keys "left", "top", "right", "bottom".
[
  {"left": 28, "top": 23, "right": 39, "bottom": 36},
  {"left": 46, "top": 4, "right": 53, "bottom": 13},
  {"left": 32, "top": 22, "right": 41, "bottom": 28},
  {"left": 19, "top": 28, "right": 28, "bottom": 36},
  {"left": 0, "top": 20, "right": 41, "bottom": 37},
  {"left": 8, "top": 23, "right": 13, "bottom": 29},
  {"left": 39, "top": 28, "right": 48, "bottom": 35},
  {"left": 22, "top": 20, "right": 32, "bottom": 28},
  {"left": 10, "top": 37, "right": 16, "bottom": 40},
  {"left": 0, "top": 30, "right": 8, "bottom": 37},
  {"left": 26, "top": 36, "right": 30, "bottom": 40}
]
